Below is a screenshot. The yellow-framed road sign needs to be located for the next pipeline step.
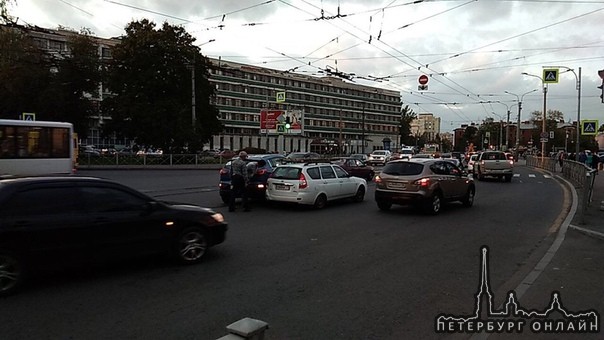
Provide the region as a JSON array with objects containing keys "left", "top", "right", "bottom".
[{"left": 543, "top": 68, "right": 559, "bottom": 83}]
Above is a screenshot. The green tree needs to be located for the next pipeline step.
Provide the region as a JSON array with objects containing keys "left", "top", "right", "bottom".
[
  {"left": 39, "top": 30, "right": 102, "bottom": 137},
  {"left": 462, "top": 125, "right": 478, "bottom": 150},
  {"left": 1, "top": 0, "right": 16, "bottom": 24},
  {"left": 102, "top": 19, "right": 222, "bottom": 151},
  {"left": 0, "top": 25, "right": 52, "bottom": 119},
  {"left": 0, "top": 26, "right": 101, "bottom": 137},
  {"left": 398, "top": 105, "right": 416, "bottom": 147}
]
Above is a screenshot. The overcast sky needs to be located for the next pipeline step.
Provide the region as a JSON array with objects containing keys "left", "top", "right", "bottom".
[{"left": 10, "top": 0, "right": 604, "bottom": 132}]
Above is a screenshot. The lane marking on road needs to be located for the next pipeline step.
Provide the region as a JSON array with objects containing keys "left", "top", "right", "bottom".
[
  {"left": 513, "top": 174, "right": 520, "bottom": 177},
  {"left": 528, "top": 174, "right": 536, "bottom": 178},
  {"left": 543, "top": 175, "right": 552, "bottom": 179}
]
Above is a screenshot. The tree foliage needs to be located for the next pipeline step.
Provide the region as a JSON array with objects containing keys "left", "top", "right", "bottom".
[
  {"left": 102, "top": 19, "right": 222, "bottom": 151},
  {"left": 399, "top": 104, "right": 417, "bottom": 146},
  {"left": 0, "top": 26, "right": 100, "bottom": 136}
]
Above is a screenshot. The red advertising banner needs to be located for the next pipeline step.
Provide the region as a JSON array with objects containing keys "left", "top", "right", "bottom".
[{"left": 260, "top": 109, "right": 303, "bottom": 135}]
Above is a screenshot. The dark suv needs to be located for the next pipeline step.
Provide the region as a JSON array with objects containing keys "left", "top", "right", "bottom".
[
  {"left": 374, "top": 159, "right": 475, "bottom": 214},
  {"left": 218, "top": 154, "right": 285, "bottom": 204},
  {"left": 0, "top": 176, "right": 228, "bottom": 296}
]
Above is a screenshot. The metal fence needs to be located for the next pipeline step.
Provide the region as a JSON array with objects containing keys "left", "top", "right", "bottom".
[{"left": 77, "top": 153, "right": 226, "bottom": 169}]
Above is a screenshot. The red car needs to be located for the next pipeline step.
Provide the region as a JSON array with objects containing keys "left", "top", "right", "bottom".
[{"left": 331, "top": 157, "right": 375, "bottom": 181}]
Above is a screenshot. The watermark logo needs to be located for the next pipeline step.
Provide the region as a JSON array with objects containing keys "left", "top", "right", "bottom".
[{"left": 435, "top": 246, "right": 600, "bottom": 334}]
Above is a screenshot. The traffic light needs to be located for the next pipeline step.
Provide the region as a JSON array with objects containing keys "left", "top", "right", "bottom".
[
  {"left": 598, "top": 81, "right": 604, "bottom": 103},
  {"left": 285, "top": 116, "right": 291, "bottom": 129}
]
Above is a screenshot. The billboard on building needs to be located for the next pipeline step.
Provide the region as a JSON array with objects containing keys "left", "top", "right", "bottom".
[{"left": 260, "top": 109, "right": 303, "bottom": 135}]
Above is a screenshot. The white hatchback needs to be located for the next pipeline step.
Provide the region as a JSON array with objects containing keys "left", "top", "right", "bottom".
[{"left": 266, "top": 163, "right": 367, "bottom": 209}]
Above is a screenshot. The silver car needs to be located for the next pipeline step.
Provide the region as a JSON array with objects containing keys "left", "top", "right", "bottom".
[{"left": 266, "top": 163, "right": 367, "bottom": 209}]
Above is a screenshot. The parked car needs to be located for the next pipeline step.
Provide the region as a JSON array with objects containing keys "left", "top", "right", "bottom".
[
  {"left": 367, "top": 150, "right": 392, "bottom": 166},
  {"left": 266, "top": 162, "right": 367, "bottom": 209},
  {"left": 350, "top": 153, "right": 369, "bottom": 162},
  {"left": 218, "top": 154, "right": 285, "bottom": 204},
  {"left": 0, "top": 176, "right": 228, "bottom": 296},
  {"left": 215, "top": 150, "right": 237, "bottom": 159},
  {"left": 374, "top": 158, "right": 475, "bottom": 214},
  {"left": 331, "top": 157, "right": 375, "bottom": 181},
  {"left": 284, "top": 152, "right": 321, "bottom": 163},
  {"left": 467, "top": 153, "right": 480, "bottom": 175}
]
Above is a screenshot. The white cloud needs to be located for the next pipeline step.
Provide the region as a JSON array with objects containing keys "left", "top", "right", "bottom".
[{"left": 10, "top": 0, "right": 604, "bottom": 131}]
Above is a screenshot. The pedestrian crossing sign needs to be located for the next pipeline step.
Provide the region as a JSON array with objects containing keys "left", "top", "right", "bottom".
[
  {"left": 276, "top": 92, "right": 286, "bottom": 103},
  {"left": 581, "top": 120, "right": 598, "bottom": 135},
  {"left": 542, "top": 68, "right": 559, "bottom": 83},
  {"left": 22, "top": 112, "right": 35, "bottom": 121}
]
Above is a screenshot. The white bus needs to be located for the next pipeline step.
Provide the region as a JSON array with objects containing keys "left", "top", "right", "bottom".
[{"left": 0, "top": 119, "right": 75, "bottom": 176}]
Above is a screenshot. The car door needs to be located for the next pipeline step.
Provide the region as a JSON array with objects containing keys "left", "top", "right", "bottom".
[
  {"left": 318, "top": 165, "right": 340, "bottom": 199},
  {"left": 430, "top": 161, "right": 456, "bottom": 199},
  {"left": 334, "top": 165, "right": 357, "bottom": 197},
  {"left": 80, "top": 183, "right": 169, "bottom": 261},
  {"left": 0, "top": 183, "right": 90, "bottom": 267},
  {"left": 443, "top": 161, "right": 467, "bottom": 198}
]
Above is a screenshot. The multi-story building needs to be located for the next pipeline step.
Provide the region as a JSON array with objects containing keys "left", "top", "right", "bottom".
[
  {"left": 208, "top": 58, "right": 403, "bottom": 154},
  {"left": 411, "top": 113, "right": 441, "bottom": 142},
  {"left": 8, "top": 24, "right": 404, "bottom": 153}
]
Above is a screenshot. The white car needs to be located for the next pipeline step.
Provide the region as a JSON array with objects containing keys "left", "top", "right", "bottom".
[
  {"left": 266, "top": 163, "right": 367, "bottom": 209},
  {"left": 367, "top": 150, "right": 392, "bottom": 165}
]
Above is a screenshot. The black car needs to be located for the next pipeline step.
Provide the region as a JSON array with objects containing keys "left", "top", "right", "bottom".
[{"left": 0, "top": 176, "right": 228, "bottom": 296}]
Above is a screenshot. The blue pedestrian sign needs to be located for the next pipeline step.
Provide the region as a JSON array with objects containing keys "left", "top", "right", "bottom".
[
  {"left": 581, "top": 120, "right": 598, "bottom": 135},
  {"left": 22, "top": 112, "right": 35, "bottom": 121}
]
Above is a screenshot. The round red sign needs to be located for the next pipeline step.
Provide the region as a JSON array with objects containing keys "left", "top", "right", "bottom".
[{"left": 418, "top": 75, "right": 429, "bottom": 85}]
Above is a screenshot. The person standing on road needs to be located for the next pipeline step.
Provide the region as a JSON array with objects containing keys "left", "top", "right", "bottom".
[{"left": 229, "top": 151, "right": 250, "bottom": 212}]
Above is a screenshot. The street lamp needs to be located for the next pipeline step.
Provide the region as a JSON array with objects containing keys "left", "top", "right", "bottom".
[
  {"left": 522, "top": 72, "right": 548, "bottom": 161},
  {"left": 495, "top": 101, "right": 513, "bottom": 149},
  {"left": 505, "top": 89, "right": 538, "bottom": 156},
  {"left": 543, "top": 66, "right": 582, "bottom": 155}
]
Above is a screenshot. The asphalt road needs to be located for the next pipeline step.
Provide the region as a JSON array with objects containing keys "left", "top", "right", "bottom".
[{"left": 0, "top": 167, "right": 574, "bottom": 339}]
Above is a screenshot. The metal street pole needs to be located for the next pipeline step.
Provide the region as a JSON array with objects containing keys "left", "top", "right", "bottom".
[
  {"left": 522, "top": 73, "right": 547, "bottom": 162},
  {"left": 505, "top": 89, "right": 537, "bottom": 156}
]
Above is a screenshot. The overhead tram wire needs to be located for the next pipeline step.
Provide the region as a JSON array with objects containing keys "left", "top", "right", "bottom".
[
  {"left": 284, "top": 0, "right": 486, "bottom": 104},
  {"left": 422, "top": 6, "right": 604, "bottom": 68},
  {"left": 55, "top": 0, "right": 124, "bottom": 31}
]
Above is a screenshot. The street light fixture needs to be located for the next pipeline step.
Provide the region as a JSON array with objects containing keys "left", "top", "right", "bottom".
[
  {"left": 505, "top": 89, "right": 538, "bottom": 156},
  {"left": 522, "top": 72, "right": 548, "bottom": 162}
]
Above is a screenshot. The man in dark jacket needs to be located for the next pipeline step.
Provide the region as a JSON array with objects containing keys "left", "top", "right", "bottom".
[{"left": 229, "top": 151, "right": 250, "bottom": 212}]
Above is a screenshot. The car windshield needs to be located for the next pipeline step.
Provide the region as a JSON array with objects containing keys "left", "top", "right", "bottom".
[
  {"left": 271, "top": 167, "right": 302, "bottom": 179},
  {"left": 382, "top": 162, "right": 424, "bottom": 176},
  {"left": 373, "top": 151, "right": 387, "bottom": 155},
  {"left": 401, "top": 150, "right": 413, "bottom": 154}
]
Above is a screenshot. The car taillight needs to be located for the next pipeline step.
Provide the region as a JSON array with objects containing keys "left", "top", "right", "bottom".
[
  {"left": 299, "top": 173, "right": 308, "bottom": 189},
  {"left": 256, "top": 169, "right": 267, "bottom": 176},
  {"left": 509, "top": 160, "right": 514, "bottom": 165},
  {"left": 219, "top": 168, "right": 229, "bottom": 175},
  {"left": 414, "top": 178, "right": 430, "bottom": 187},
  {"left": 374, "top": 175, "right": 382, "bottom": 184}
]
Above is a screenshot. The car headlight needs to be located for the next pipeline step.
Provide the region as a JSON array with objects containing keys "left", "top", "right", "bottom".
[{"left": 211, "top": 213, "right": 225, "bottom": 223}]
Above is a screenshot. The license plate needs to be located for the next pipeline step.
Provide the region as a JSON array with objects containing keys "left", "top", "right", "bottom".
[
  {"left": 387, "top": 182, "right": 405, "bottom": 190},
  {"left": 275, "top": 184, "right": 289, "bottom": 190}
]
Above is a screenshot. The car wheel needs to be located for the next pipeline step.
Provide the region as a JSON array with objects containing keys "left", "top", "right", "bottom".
[
  {"left": 314, "top": 194, "right": 327, "bottom": 209},
  {"left": 0, "top": 253, "right": 23, "bottom": 297},
  {"left": 377, "top": 200, "right": 392, "bottom": 211},
  {"left": 425, "top": 192, "right": 442, "bottom": 215},
  {"left": 462, "top": 187, "right": 475, "bottom": 207},
  {"left": 353, "top": 186, "right": 365, "bottom": 203},
  {"left": 175, "top": 227, "right": 208, "bottom": 264},
  {"left": 505, "top": 175, "right": 512, "bottom": 182}
]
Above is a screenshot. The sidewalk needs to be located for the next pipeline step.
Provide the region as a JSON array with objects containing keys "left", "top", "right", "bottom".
[{"left": 568, "top": 168, "right": 604, "bottom": 239}]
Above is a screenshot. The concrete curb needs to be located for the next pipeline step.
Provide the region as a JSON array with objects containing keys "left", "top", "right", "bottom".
[{"left": 568, "top": 224, "right": 604, "bottom": 240}]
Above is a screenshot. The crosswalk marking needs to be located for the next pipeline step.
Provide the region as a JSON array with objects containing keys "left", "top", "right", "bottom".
[
  {"left": 513, "top": 174, "right": 520, "bottom": 177},
  {"left": 529, "top": 174, "right": 536, "bottom": 178},
  {"left": 543, "top": 175, "right": 552, "bottom": 179}
]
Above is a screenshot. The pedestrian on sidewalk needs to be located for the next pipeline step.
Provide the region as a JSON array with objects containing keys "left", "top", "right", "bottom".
[{"left": 557, "top": 150, "right": 565, "bottom": 172}]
